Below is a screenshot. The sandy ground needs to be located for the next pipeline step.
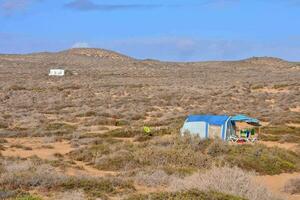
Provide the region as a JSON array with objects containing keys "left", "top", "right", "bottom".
[
  {"left": 290, "top": 106, "right": 300, "bottom": 113},
  {"left": 252, "top": 87, "right": 289, "bottom": 94},
  {"left": 287, "top": 123, "right": 300, "bottom": 128},
  {"left": 2, "top": 137, "right": 73, "bottom": 160},
  {"left": 256, "top": 172, "right": 300, "bottom": 200},
  {"left": 65, "top": 160, "right": 117, "bottom": 177}
]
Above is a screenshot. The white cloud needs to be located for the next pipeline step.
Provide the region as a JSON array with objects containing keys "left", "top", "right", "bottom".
[{"left": 72, "top": 42, "right": 90, "bottom": 48}]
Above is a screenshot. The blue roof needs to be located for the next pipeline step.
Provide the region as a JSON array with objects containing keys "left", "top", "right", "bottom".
[
  {"left": 231, "top": 115, "right": 259, "bottom": 124},
  {"left": 186, "top": 115, "right": 230, "bottom": 125}
]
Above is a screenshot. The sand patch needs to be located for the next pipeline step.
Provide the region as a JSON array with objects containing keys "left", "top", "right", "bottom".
[
  {"left": 290, "top": 106, "right": 300, "bottom": 113},
  {"left": 65, "top": 160, "right": 117, "bottom": 177},
  {"left": 286, "top": 123, "right": 300, "bottom": 128},
  {"left": 2, "top": 137, "right": 74, "bottom": 160},
  {"left": 256, "top": 172, "right": 300, "bottom": 200},
  {"left": 253, "top": 87, "right": 289, "bottom": 94}
]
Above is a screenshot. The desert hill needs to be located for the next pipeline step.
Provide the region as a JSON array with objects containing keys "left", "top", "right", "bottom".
[
  {"left": 61, "top": 48, "right": 134, "bottom": 60},
  {"left": 0, "top": 48, "right": 299, "bottom": 126},
  {"left": 0, "top": 48, "right": 300, "bottom": 200}
]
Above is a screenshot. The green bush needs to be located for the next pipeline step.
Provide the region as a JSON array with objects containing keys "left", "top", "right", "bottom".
[
  {"left": 95, "top": 150, "right": 140, "bottom": 171},
  {"left": 61, "top": 177, "right": 135, "bottom": 198},
  {"left": 262, "top": 126, "right": 300, "bottom": 136},
  {"left": 15, "top": 194, "right": 43, "bottom": 200},
  {"left": 103, "top": 129, "right": 141, "bottom": 138},
  {"left": 44, "top": 122, "right": 77, "bottom": 136},
  {"left": 225, "top": 144, "right": 300, "bottom": 175}
]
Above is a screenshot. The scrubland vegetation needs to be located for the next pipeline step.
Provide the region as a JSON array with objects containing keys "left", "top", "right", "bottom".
[
  {"left": 0, "top": 49, "right": 299, "bottom": 199},
  {"left": 284, "top": 178, "right": 300, "bottom": 194}
]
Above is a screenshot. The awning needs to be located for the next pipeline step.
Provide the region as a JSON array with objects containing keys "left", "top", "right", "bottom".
[{"left": 231, "top": 115, "right": 260, "bottom": 126}]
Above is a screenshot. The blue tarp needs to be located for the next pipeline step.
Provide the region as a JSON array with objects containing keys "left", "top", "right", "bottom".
[
  {"left": 186, "top": 115, "right": 230, "bottom": 126},
  {"left": 231, "top": 115, "right": 259, "bottom": 124}
]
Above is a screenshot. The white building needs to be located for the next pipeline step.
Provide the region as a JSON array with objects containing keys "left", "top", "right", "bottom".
[{"left": 49, "top": 69, "right": 65, "bottom": 76}]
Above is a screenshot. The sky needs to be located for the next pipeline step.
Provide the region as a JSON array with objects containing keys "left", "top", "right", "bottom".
[{"left": 1, "top": 0, "right": 300, "bottom": 61}]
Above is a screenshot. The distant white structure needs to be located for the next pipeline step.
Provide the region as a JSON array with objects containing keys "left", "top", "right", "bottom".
[{"left": 49, "top": 69, "right": 65, "bottom": 76}]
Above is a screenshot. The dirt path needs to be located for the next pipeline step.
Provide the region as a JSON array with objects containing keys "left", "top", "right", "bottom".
[
  {"left": 65, "top": 160, "right": 117, "bottom": 177},
  {"left": 256, "top": 172, "right": 300, "bottom": 200}
]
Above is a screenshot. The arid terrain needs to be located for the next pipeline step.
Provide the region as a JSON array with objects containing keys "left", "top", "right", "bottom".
[{"left": 0, "top": 48, "right": 299, "bottom": 200}]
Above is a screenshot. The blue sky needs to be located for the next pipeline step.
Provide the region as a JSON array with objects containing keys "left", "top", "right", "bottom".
[{"left": 1, "top": 0, "right": 300, "bottom": 61}]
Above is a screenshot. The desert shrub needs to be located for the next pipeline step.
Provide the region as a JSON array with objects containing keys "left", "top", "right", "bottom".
[
  {"left": 278, "top": 134, "right": 300, "bottom": 143},
  {"left": 76, "top": 111, "right": 97, "bottom": 117},
  {"left": 40, "top": 144, "right": 54, "bottom": 149},
  {"left": 262, "top": 126, "right": 300, "bottom": 136},
  {"left": 284, "top": 178, "right": 300, "bottom": 194},
  {"left": 8, "top": 85, "right": 27, "bottom": 91},
  {"left": 225, "top": 144, "right": 300, "bottom": 175},
  {"left": 61, "top": 176, "right": 135, "bottom": 198},
  {"left": 162, "top": 166, "right": 197, "bottom": 177},
  {"left": 45, "top": 122, "right": 76, "bottom": 131},
  {"left": 0, "top": 121, "right": 8, "bottom": 129},
  {"left": 95, "top": 150, "right": 140, "bottom": 171},
  {"left": 126, "top": 190, "right": 247, "bottom": 200},
  {"left": 103, "top": 128, "right": 142, "bottom": 138},
  {"left": 0, "top": 138, "right": 8, "bottom": 143},
  {"left": 68, "top": 138, "right": 126, "bottom": 162},
  {"left": 206, "top": 140, "right": 229, "bottom": 157},
  {"left": 0, "top": 159, "right": 135, "bottom": 198},
  {"left": 55, "top": 190, "right": 86, "bottom": 200},
  {"left": 251, "top": 85, "right": 264, "bottom": 90},
  {"left": 70, "top": 135, "right": 212, "bottom": 171},
  {"left": 42, "top": 136, "right": 60, "bottom": 143},
  {"left": 259, "top": 134, "right": 281, "bottom": 142},
  {"left": 10, "top": 144, "right": 32, "bottom": 150},
  {"left": 137, "top": 144, "right": 209, "bottom": 169},
  {"left": 0, "top": 163, "right": 68, "bottom": 190},
  {"left": 174, "top": 134, "right": 212, "bottom": 152},
  {"left": 69, "top": 146, "right": 101, "bottom": 163},
  {"left": 133, "top": 135, "right": 152, "bottom": 142},
  {"left": 116, "top": 120, "right": 130, "bottom": 126},
  {"left": 169, "top": 166, "right": 280, "bottom": 200},
  {"left": 15, "top": 194, "right": 43, "bottom": 200},
  {"left": 0, "top": 190, "right": 23, "bottom": 199},
  {"left": 134, "top": 170, "right": 172, "bottom": 187}
]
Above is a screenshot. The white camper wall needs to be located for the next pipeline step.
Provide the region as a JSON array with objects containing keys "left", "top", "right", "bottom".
[
  {"left": 181, "top": 121, "right": 206, "bottom": 138},
  {"left": 49, "top": 69, "right": 65, "bottom": 76}
]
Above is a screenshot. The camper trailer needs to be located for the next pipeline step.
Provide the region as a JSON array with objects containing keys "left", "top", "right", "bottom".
[
  {"left": 49, "top": 69, "right": 65, "bottom": 76},
  {"left": 180, "top": 114, "right": 260, "bottom": 142}
]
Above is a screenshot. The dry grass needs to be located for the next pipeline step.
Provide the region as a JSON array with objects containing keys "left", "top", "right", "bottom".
[
  {"left": 69, "top": 135, "right": 300, "bottom": 175},
  {"left": 0, "top": 158, "right": 135, "bottom": 199},
  {"left": 134, "top": 169, "right": 172, "bottom": 187},
  {"left": 169, "top": 166, "right": 282, "bottom": 200},
  {"left": 126, "top": 190, "right": 247, "bottom": 200},
  {"left": 0, "top": 49, "right": 299, "bottom": 199},
  {"left": 54, "top": 190, "right": 86, "bottom": 200},
  {"left": 284, "top": 178, "right": 300, "bottom": 194}
]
